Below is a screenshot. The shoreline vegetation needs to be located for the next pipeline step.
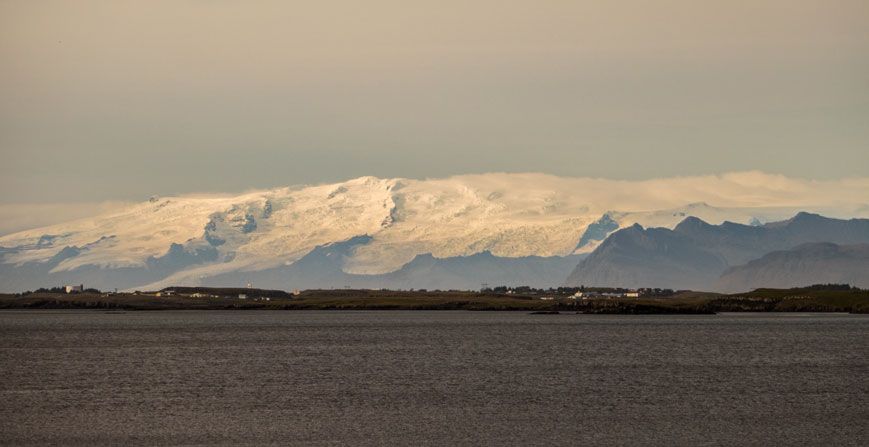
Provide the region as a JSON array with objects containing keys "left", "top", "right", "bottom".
[{"left": 1, "top": 286, "right": 867, "bottom": 314}]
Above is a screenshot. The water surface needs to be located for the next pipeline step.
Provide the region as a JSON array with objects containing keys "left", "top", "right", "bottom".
[{"left": 1, "top": 311, "right": 867, "bottom": 446}]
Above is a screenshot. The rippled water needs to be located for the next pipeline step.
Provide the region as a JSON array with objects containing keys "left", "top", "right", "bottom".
[{"left": 1, "top": 310, "right": 867, "bottom": 446}]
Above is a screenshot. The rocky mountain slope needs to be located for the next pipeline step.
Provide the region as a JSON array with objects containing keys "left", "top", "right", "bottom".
[
  {"left": 564, "top": 213, "right": 869, "bottom": 291},
  {"left": 714, "top": 243, "right": 869, "bottom": 293},
  {"left": 193, "top": 235, "right": 585, "bottom": 291}
]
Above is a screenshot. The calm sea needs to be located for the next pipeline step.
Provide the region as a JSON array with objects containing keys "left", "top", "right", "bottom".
[{"left": 1, "top": 310, "right": 867, "bottom": 446}]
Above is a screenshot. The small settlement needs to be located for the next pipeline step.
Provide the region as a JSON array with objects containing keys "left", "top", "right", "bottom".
[{"left": 571, "top": 290, "right": 641, "bottom": 300}]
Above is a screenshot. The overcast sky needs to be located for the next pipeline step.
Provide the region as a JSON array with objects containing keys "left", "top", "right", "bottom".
[{"left": 2, "top": 0, "right": 867, "bottom": 204}]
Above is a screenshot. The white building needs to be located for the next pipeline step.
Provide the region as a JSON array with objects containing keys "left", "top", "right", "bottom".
[{"left": 65, "top": 285, "right": 83, "bottom": 293}]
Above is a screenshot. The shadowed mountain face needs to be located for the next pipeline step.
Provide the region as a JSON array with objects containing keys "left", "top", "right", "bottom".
[
  {"left": 200, "top": 236, "right": 585, "bottom": 291},
  {"left": 573, "top": 214, "right": 619, "bottom": 252},
  {"left": 0, "top": 242, "right": 218, "bottom": 293},
  {"left": 714, "top": 243, "right": 869, "bottom": 293},
  {"left": 0, "top": 233, "right": 583, "bottom": 292},
  {"left": 564, "top": 213, "right": 869, "bottom": 291}
]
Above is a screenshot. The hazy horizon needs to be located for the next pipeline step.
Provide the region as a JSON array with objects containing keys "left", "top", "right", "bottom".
[{"left": 2, "top": 1, "right": 868, "bottom": 205}]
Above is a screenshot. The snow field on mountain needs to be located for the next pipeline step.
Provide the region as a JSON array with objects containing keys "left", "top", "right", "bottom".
[{"left": 0, "top": 172, "right": 866, "bottom": 284}]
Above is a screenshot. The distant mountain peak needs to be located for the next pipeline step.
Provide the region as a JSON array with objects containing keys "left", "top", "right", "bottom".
[
  {"left": 566, "top": 213, "right": 869, "bottom": 291},
  {"left": 763, "top": 211, "right": 823, "bottom": 228},
  {"left": 673, "top": 216, "right": 713, "bottom": 233},
  {"left": 573, "top": 213, "right": 620, "bottom": 253},
  {"left": 715, "top": 242, "right": 869, "bottom": 292}
]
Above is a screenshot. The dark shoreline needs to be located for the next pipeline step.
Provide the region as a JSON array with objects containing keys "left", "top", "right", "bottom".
[{"left": 2, "top": 287, "right": 867, "bottom": 314}]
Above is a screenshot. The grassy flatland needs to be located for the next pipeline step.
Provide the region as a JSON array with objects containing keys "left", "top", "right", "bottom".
[
  {"left": 0, "top": 289, "right": 550, "bottom": 311},
  {"left": 709, "top": 288, "right": 869, "bottom": 312}
]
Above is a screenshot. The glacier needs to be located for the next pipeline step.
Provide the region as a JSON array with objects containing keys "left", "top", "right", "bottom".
[{"left": 0, "top": 172, "right": 866, "bottom": 292}]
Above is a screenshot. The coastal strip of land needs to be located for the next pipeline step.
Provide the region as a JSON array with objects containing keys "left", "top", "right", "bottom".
[{"left": 1, "top": 286, "right": 867, "bottom": 313}]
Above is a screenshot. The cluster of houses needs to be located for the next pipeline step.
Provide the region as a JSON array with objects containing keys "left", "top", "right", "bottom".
[
  {"left": 537, "top": 290, "right": 642, "bottom": 301},
  {"left": 151, "top": 290, "right": 272, "bottom": 301},
  {"left": 571, "top": 290, "right": 641, "bottom": 299},
  {"left": 86, "top": 284, "right": 304, "bottom": 301},
  {"left": 64, "top": 283, "right": 648, "bottom": 302}
]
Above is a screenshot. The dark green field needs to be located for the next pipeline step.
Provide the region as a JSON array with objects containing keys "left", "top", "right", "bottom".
[
  {"left": 0, "top": 289, "right": 548, "bottom": 311},
  {"left": 1, "top": 286, "right": 867, "bottom": 313}
]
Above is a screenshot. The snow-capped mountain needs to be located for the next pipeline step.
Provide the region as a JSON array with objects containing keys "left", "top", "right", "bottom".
[{"left": 1, "top": 172, "right": 867, "bottom": 292}]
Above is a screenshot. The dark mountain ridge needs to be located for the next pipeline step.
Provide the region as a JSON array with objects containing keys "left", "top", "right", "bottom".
[
  {"left": 714, "top": 243, "right": 869, "bottom": 293},
  {"left": 196, "top": 235, "right": 585, "bottom": 291},
  {"left": 564, "top": 213, "right": 869, "bottom": 291}
]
